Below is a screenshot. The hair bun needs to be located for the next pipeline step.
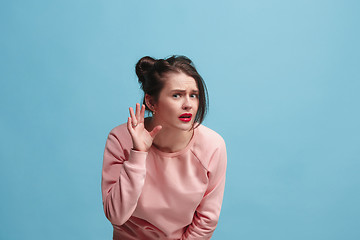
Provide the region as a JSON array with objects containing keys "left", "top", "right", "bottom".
[{"left": 135, "top": 56, "right": 156, "bottom": 85}]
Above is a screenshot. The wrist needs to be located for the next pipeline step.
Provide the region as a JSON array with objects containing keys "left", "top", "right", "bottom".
[{"left": 132, "top": 147, "right": 148, "bottom": 152}]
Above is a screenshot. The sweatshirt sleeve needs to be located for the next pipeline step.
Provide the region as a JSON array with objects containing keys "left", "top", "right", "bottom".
[
  {"left": 101, "top": 130, "right": 148, "bottom": 226},
  {"left": 181, "top": 139, "right": 227, "bottom": 240}
]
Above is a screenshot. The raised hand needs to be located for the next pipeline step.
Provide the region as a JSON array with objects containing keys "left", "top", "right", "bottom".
[{"left": 127, "top": 103, "right": 162, "bottom": 152}]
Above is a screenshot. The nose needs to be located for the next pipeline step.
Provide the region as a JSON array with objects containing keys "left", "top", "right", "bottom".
[{"left": 182, "top": 96, "right": 192, "bottom": 110}]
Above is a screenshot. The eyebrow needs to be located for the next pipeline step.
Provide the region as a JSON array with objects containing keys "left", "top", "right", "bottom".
[{"left": 170, "top": 89, "right": 199, "bottom": 93}]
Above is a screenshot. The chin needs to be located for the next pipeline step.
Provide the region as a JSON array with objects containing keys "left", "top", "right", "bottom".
[
  {"left": 178, "top": 122, "right": 194, "bottom": 131},
  {"left": 162, "top": 119, "right": 194, "bottom": 132},
  {"left": 179, "top": 127, "right": 192, "bottom": 132}
]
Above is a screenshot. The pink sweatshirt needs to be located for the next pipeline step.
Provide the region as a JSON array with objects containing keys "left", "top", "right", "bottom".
[{"left": 101, "top": 123, "right": 227, "bottom": 240}]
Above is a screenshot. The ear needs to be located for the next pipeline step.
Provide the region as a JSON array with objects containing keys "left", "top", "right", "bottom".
[{"left": 145, "top": 94, "right": 156, "bottom": 111}]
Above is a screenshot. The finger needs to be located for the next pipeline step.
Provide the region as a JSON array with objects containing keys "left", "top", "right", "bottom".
[
  {"left": 127, "top": 117, "right": 134, "bottom": 133},
  {"left": 140, "top": 104, "right": 145, "bottom": 123},
  {"left": 135, "top": 103, "right": 141, "bottom": 123},
  {"left": 149, "top": 125, "right": 162, "bottom": 138},
  {"left": 129, "top": 107, "right": 137, "bottom": 126}
]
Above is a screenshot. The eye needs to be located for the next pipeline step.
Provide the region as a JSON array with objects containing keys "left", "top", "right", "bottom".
[
  {"left": 190, "top": 94, "right": 198, "bottom": 98},
  {"left": 172, "top": 94, "right": 180, "bottom": 98}
]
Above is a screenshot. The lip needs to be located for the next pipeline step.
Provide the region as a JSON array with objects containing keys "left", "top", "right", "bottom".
[{"left": 179, "top": 113, "right": 192, "bottom": 122}]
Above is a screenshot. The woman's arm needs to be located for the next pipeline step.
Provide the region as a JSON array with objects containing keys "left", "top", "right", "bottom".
[
  {"left": 181, "top": 139, "right": 227, "bottom": 239},
  {"left": 101, "top": 131, "right": 148, "bottom": 226},
  {"left": 101, "top": 103, "right": 162, "bottom": 226}
]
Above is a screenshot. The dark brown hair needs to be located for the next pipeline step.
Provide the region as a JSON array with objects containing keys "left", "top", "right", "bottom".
[{"left": 135, "top": 55, "right": 208, "bottom": 126}]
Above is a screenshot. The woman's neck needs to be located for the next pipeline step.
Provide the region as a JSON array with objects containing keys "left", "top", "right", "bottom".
[{"left": 145, "top": 117, "right": 194, "bottom": 153}]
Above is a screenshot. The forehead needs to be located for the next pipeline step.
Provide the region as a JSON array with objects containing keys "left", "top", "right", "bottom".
[{"left": 163, "top": 72, "right": 198, "bottom": 90}]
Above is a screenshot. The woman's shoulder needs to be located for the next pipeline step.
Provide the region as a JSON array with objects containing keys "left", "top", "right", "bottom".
[
  {"left": 109, "top": 122, "right": 129, "bottom": 135},
  {"left": 191, "top": 124, "right": 226, "bottom": 170},
  {"left": 106, "top": 123, "right": 132, "bottom": 149},
  {"left": 195, "top": 124, "right": 226, "bottom": 147}
]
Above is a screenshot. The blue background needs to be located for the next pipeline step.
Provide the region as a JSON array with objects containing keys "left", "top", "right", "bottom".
[{"left": 1, "top": 0, "right": 359, "bottom": 239}]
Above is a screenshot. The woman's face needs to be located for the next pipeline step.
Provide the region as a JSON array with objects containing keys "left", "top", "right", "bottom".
[{"left": 152, "top": 72, "right": 199, "bottom": 132}]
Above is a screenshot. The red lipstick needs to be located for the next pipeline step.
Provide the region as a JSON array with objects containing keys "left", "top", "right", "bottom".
[{"left": 179, "top": 113, "right": 192, "bottom": 122}]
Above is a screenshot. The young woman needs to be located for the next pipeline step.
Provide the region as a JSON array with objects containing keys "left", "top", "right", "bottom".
[{"left": 101, "top": 56, "right": 227, "bottom": 240}]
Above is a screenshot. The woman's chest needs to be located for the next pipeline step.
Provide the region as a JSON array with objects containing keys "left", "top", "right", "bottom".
[{"left": 133, "top": 153, "right": 208, "bottom": 231}]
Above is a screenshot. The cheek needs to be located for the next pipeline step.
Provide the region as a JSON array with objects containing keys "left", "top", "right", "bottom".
[
  {"left": 194, "top": 99, "right": 200, "bottom": 108},
  {"left": 158, "top": 101, "right": 176, "bottom": 114}
]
